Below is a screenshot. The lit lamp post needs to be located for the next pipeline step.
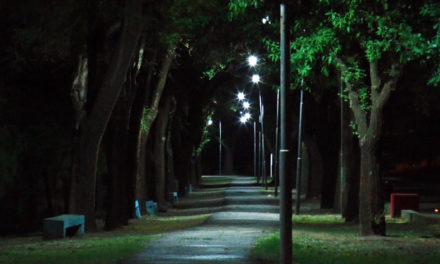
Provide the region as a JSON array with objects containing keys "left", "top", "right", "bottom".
[{"left": 251, "top": 73, "right": 266, "bottom": 187}]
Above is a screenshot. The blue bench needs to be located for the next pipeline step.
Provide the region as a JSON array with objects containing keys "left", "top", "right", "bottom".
[
  {"left": 43, "top": 214, "right": 84, "bottom": 239},
  {"left": 146, "top": 201, "right": 157, "bottom": 216}
]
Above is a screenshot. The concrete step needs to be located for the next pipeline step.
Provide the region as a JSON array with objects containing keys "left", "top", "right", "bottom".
[
  {"left": 225, "top": 187, "right": 264, "bottom": 196},
  {"left": 185, "top": 191, "right": 225, "bottom": 200},
  {"left": 225, "top": 196, "right": 279, "bottom": 206},
  {"left": 174, "top": 198, "right": 226, "bottom": 209},
  {"left": 205, "top": 212, "right": 279, "bottom": 228},
  {"left": 223, "top": 204, "right": 280, "bottom": 214},
  {"left": 198, "top": 183, "right": 259, "bottom": 189},
  {"left": 163, "top": 206, "right": 224, "bottom": 216}
]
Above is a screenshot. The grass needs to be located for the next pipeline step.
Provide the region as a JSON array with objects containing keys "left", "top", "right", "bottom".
[
  {"left": 0, "top": 214, "right": 211, "bottom": 264},
  {"left": 259, "top": 186, "right": 297, "bottom": 198},
  {"left": 252, "top": 214, "right": 440, "bottom": 264},
  {"left": 200, "top": 176, "right": 233, "bottom": 186}
]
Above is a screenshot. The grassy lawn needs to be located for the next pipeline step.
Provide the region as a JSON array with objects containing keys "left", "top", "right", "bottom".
[
  {"left": 200, "top": 176, "right": 233, "bottom": 186},
  {"left": 0, "top": 214, "right": 211, "bottom": 264},
  {"left": 252, "top": 214, "right": 440, "bottom": 264}
]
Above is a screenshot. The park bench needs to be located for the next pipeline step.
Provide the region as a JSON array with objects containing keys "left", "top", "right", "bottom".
[{"left": 43, "top": 214, "right": 84, "bottom": 239}]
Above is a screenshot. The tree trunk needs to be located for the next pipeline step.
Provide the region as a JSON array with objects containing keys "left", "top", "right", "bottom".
[
  {"left": 166, "top": 129, "right": 176, "bottom": 194},
  {"left": 136, "top": 132, "right": 149, "bottom": 212},
  {"left": 152, "top": 95, "right": 172, "bottom": 209},
  {"left": 105, "top": 81, "right": 137, "bottom": 228},
  {"left": 69, "top": 0, "right": 142, "bottom": 231},
  {"left": 135, "top": 48, "right": 174, "bottom": 206},
  {"left": 223, "top": 142, "right": 235, "bottom": 174},
  {"left": 303, "top": 134, "right": 323, "bottom": 198},
  {"left": 340, "top": 110, "right": 360, "bottom": 222},
  {"left": 336, "top": 58, "right": 400, "bottom": 235},
  {"left": 359, "top": 139, "right": 385, "bottom": 235},
  {"left": 129, "top": 48, "right": 156, "bottom": 214}
]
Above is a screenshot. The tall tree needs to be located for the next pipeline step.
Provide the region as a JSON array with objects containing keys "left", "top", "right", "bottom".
[
  {"left": 70, "top": 0, "right": 143, "bottom": 230},
  {"left": 262, "top": 0, "right": 439, "bottom": 235}
]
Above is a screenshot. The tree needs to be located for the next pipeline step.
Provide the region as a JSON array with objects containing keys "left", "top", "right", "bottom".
[
  {"left": 293, "top": 0, "right": 439, "bottom": 235},
  {"left": 70, "top": 0, "right": 143, "bottom": 230},
  {"left": 260, "top": 0, "right": 439, "bottom": 235}
]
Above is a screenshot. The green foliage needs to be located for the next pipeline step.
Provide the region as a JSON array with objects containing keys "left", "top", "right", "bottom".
[
  {"left": 259, "top": 0, "right": 439, "bottom": 120},
  {"left": 263, "top": 38, "right": 280, "bottom": 62},
  {"left": 349, "top": 121, "right": 360, "bottom": 138},
  {"left": 202, "top": 64, "right": 226, "bottom": 80},
  {"left": 195, "top": 113, "right": 215, "bottom": 155},
  {"left": 420, "top": 3, "right": 440, "bottom": 86},
  {"left": 228, "top": 0, "right": 262, "bottom": 20}
]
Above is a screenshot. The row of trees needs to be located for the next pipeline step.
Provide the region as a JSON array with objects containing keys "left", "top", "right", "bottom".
[
  {"left": 232, "top": 0, "right": 440, "bottom": 235},
  {"left": 0, "top": 0, "right": 267, "bottom": 233},
  {"left": 1, "top": 0, "right": 439, "bottom": 236}
]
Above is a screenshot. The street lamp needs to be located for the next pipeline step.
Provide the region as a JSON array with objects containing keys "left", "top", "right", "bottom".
[
  {"left": 248, "top": 55, "right": 258, "bottom": 67},
  {"left": 237, "top": 91, "right": 245, "bottom": 101},
  {"left": 239, "top": 112, "right": 251, "bottom": 124},
  {"left": 239, "top": 116, "right": 247, "bottom": 124},
  {"left": 252, "top": 74, "right": 260, "bottom": 84},
  {"left": 243, "top": 101, "right": 250, "bottom": 110},
  {"left": 262, "top": 16, "right": 271, "bottom": 24},
  {"left": 207, "top": 119, "right": 213, "bottom": 126},
  {"left": 250, "top": 72, "right": 264, "bottom": 186}
]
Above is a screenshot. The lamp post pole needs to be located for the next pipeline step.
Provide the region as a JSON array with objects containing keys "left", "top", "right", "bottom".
[
  {"left": 295, "top": 80, "right": 304, "bottom": 215},
  {"left": 254, "top": 121, "right": 257, "bottom": 179},
  {"left": 274, "top": 89, "right": 280, "bottom": 197},
  {"left": 261, "top": 104, "right": 267, "bottom": 189},
  {"left": 280, "top": 3, "right": 292, "bottom": 264},
  {"left": 219, "top": 121, "right": 222, "bottom": 176}
]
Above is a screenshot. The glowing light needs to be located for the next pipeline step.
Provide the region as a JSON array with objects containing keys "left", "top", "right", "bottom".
[
  {"left": 244, "top": 112, "right": 251, "bottom": 120},
  {"left": 262, "top": 16, "right": 271, "bottom": 24},
  {"left": 252, "top": 74, "right": 260, "bottom": 84},
  {"left": 243, "top": 101, "right": 250, "bottom": 109},
  {"left": 248, "top": 55, "right": 258, "bottom": 67},
  {"left": 435, "top": 208, "right": 439, "bottom": 213},
  {"left": 207, "top": 119, "right": 213, "bottom": 126},
  {"left": 237, "top": 92, "right": 245, "bottom": 101},
  {"left": 240, "top": 116, "right": 247, "bottom": 124}
]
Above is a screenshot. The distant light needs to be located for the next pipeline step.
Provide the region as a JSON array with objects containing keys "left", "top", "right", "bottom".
[
  {"left": 240, "top": 116, "right": 247, "bottom": 124},
  {"left": 237, "top": 92, "right": 245, "bottom": 101},
  {"left": 252, "top": 74, "right": 260, "bottom": 84},
  {"left": 207, "top": 119, "right": 213, "bottom": 126},
  {"left": 262, "top": 16, "right": 271, "bottom": 24},
  {"left": 243, "top": 101, "right": 250, "bottom": 109},
  {"left": 248, "top": 55, "right": 258, "bottom": 67},
  {"left": 244, "top": 112, "right": 251, "bottom": 120},
  {"left": 435, "top": 208, "right": 439, "bottom": 213}
]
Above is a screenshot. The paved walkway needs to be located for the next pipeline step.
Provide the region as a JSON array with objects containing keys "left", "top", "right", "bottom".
[{"left": 123, "top": 176, "right": 280, "bottom": 264}]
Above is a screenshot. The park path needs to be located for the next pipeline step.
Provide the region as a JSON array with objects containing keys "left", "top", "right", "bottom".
[{"left": 123, "top": 176, "right": 280, "bottom": 264}]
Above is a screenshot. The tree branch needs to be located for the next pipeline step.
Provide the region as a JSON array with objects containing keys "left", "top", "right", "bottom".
[
  {"left": 336, "top": 57, "right": 368, "bottom": 141},
  {"left": 376, "top": 63, "right": 401, "bottom": 109},
  {"left": 368, "top": 62, "right": 401, "bottom": 140}
]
